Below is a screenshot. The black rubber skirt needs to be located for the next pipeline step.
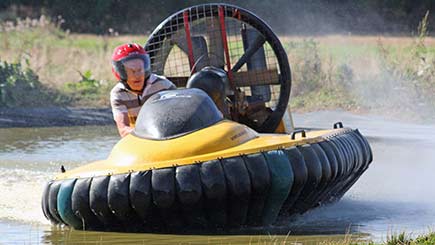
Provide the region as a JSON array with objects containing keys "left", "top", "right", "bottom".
[{"left": 42, "top": 129, "right": 372, "bottom": 232}]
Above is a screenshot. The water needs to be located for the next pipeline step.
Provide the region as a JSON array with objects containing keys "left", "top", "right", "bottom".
[
  {"left": 0, "top": 111, "right": 434, "bottom": 244},
  {"left": 292, "top": 111, "right": 435, "bottom": 240}
]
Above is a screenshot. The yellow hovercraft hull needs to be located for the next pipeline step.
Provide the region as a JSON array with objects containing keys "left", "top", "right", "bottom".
[{"left": 42, "top": 120, "right": 372, "bottom": 231}]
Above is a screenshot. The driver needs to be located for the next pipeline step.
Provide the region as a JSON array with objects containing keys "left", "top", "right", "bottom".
[{"left": 110, "top": 43, "right": 176, "bottom": 137}]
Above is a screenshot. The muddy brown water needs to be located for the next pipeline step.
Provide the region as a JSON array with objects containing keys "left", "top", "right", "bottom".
[{"left": 0, "top": 111, "right": 434, "bottom": 244}]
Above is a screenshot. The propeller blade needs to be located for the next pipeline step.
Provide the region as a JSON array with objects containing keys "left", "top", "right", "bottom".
[{"left": 231, "top": 35, "right": 266, "bottom": 73}]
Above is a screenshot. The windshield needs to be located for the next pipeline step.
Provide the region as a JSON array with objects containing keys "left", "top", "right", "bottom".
[{"left": 133, "top": 88, "right": 224, "bottom": 140}]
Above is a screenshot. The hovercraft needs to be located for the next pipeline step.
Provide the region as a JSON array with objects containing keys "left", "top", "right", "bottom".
[{"left": 41, "top": 3, "right": 372, "bottom": 232}]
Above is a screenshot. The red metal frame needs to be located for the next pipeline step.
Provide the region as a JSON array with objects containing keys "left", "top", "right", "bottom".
[
  {"left": 218, "top": 6, "right": 234, "bottom": 82},
  {"left": 218, "top": 5, "right": 239, "bottom": 119},
  {"left": 183, "top": 10, "right": 195, "bottom": 73}
]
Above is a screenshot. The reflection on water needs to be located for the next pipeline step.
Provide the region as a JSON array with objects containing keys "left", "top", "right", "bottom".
[
  {"left": 0, "top": 111, "right": 435, "bottom": 243},
  {"left": 0, "top": 126, "right": 118, "bottom": 171},
  {"left": 1, "top": 222, "right": 364, "bottom": 245}
]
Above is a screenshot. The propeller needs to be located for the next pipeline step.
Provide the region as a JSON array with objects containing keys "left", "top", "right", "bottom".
[{"left": 145, "top": 4, "right": 291, "bottom": 133}]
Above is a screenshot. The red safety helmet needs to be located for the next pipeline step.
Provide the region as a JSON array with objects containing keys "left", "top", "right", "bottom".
[{"left": 111, "top": 43, "right": 151, "bottom": 81}]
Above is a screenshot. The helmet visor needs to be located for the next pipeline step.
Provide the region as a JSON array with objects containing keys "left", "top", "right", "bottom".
[{"left": 122, "top": 58, "right": 146, "bottom": 77}]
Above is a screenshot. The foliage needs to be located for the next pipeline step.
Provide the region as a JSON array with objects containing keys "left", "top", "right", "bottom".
[
  {"left": 414, "top": 232, "right": 435, "bottom": 245},
  {"left": 384, "top": 231, "right": 435, "bottom": 245},
  {"left": 0, "top": 59, "right": 67, "bottom": 107},
  {"left": 386, "top": 232, "right": 411, "bottom": 245},
  {"left": 63, "top": 70, "right": 111, "bottom": 106},
  {"left": 0, "top": 57, "right": 110, "bottom": 108},
  {"left": 64, "top": 70, "right": 100, "bottom": 94},
  {"left": 320, "top": 231, "right": 435, "bottom": 244}
]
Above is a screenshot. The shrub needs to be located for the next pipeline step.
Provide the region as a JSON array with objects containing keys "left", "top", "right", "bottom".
[
  {"left": 0, "top": 59, "right": 66, "bottom": 107},
  {"left": 63, "top": 70, "right": 111, "bottom": 106}
]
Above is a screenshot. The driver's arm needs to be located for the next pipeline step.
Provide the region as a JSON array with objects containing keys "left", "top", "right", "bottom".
[
  {"left": 111, "top": 89, "right": 134, "bottom": 137},
  {"left": 114, "top": 112, "right": 134, "bottom": 137}
]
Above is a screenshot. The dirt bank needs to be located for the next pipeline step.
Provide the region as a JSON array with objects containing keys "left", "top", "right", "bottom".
[{"left": 0, "top": 107, "right": 114, "bottom": 128}]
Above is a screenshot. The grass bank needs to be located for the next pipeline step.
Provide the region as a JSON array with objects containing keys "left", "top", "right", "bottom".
[
  {"left": 0, "top": 16, "right": 147, "bottom": 107},
  {"left": 246, "top": 231, "right": 435, "bottom": 244},
  {"left": 1, "top": 15, "right": 435, "bottom": 122},
  {"left": 320, "top": 231, "right": 435, "bottom": 245},
  {"left": 284, "top": 12, "right": 435, "bottom": 123}
]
